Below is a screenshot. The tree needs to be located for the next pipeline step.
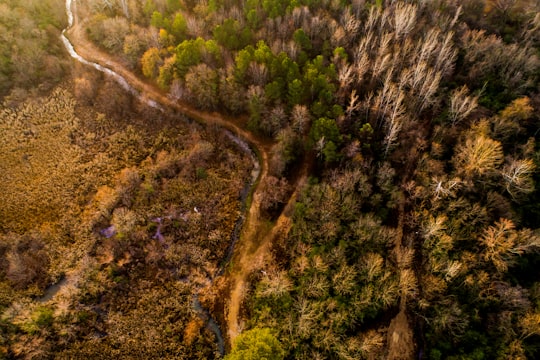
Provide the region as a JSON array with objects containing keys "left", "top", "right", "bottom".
[
  {"left": 150, "top": 11, "right": 165, "bottom": 28},
  {"left": 260, "top": 176, "right": 290, "bottom": 213},
  {"left": 260, "top": 105, "right": 286, "bottom": 137},
  {"left": 247, "top": 85, "right": 267, "bottom": 132},
  {"left": 157, "top": 55, "right": 176, "bottom": 89},
  {"left": 461, "top": 29, "right": 538, "bottom": 102},
  {"left": 174, "top": 38, "right": 204, "bottom": 78},
  {"left": 234, "top": 46, "right": 255, "bottom": 82},
  {"left": 287, "top": 78, "right": 304, "bottom": 106},
  {"left": 499, "top": 97, "right": 533, "bottom": 122},
  {"left": 213, "top": 19, "right": 252, "bottom": 50},
  {"left": 480, "top": 218, "right": 540, "bottom": 272},
  {"left": 291, "top": 104, "right": 311, "bottom": 135},
  {"left": 453, "top": 132, "right": 503, "bottom": 177},
  {"left": 310, "top": 117, "right": 342, "bottom": 163},
  {"left": 202, "top": 39, "right": 223, "bottom": 67},
  {"left": 141, "top": 47, "right": 162, "bottom": 79},
  {"left": 490, "top": 97, "right": 533, "bottom": 142},
  {"left": 486, "top": 0, "right": 518, "bottom": 16},
  {"left": 391, "top": 2, "right": 417, "bottom": 39},
  {"left": 6, "top": 237, "right": 49, "bottom": 290},
  {"left": 310, "top": 117, "right": 341, "bottom": 146},
  {"left": 111, "top": 207, "right": 138, "bottom": 238},
  {"left": 158, "top": 28, "right": 174, "bottom": 48},
  {"left": 171, "top": 12, "right": 187, "bottom": 41},
  {"left": 448, "top": 85, "right": 478, "bottom": 126},
  {"left": 502, "top": 158, "right": 535, "bottom": 201},
  {"left": 293, "top": 28, "right": 312, "bottom": 52},
  {"left": 270, "top": 127, "right": 300, "bottom": 176},
  {"left": 184, "top": 63, "right": 219, "bottom": 110},
  {"left": 219, "top": 72, "right": 246, "bottom": 114},
  {"left": 123, "top": 32, "right": 148, "bottom": 69},
  {"left": 225, "top": 328, "right": 285, "bottom": 360},
  {"left": 520, "top": 311, "right": 540, "bottom": 340},
  {"left": 100, "top": 17, "right": 131, "bottom": 54},
  {"left": 383, "top": 92, "right": 405, "bottom": 156}
]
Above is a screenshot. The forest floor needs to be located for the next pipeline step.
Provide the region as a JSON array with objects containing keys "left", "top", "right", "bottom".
[{"left": 66, "top": 4, "right": 307, "bottom": 349}]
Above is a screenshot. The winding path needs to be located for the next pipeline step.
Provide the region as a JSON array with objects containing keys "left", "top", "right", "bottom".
[{"left": 62, "top": 0, "right": 298, "bottom": 350}]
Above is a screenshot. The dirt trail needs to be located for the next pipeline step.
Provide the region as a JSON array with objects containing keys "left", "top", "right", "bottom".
[
  {"left": 65, "top": 6, "right": 306, "bottom": 349},
  {"left": 386, "top": 199, "right": 415, "bottom": 359},
  {"left": 224, "top": 160, "right": 309, "bottom": 344}
]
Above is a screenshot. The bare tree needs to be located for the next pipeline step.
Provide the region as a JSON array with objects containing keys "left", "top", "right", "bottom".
[
  {"left": 247, "top": 62, "right": 268, "bottom": 86},
  {"left": 185, "top": 64, "right": 219, "bottom": 110},
  {"left": 341, "top": 8, "right": 361, "bottom": 43},
  {"left": 502, "top": 158, "right": 536, "bottom": 200},
  {"left": 417, "top": 67, "right": 442, "bottom": 112},
  {"left": 354, "top": 55, "right": 370, "bottom": 89},
  {"left": 415, "top": 29, "right": 440, "bottom": 65},
  {"left": 391, "top": 3, "right": 417, "bottom": 39},
  {"left": 434, "top": 31, "right": 457, "bottom": 76},
  {"left": 365, "top": 6, "right": 383, "bottom": 35},
  {"left": 291, "top": 104, "right": 311, "bottom": 135},
  {"left": 345, "top": 89, "right": 361, "bottom": 118},
  {"left": 383, "top": 91, "right": 405, "bottom": 156},
  {"left": 490, "top": 0, "right": 518, "bottom": 15},
  {"left": 337, "top": 63, "right": 355, "bottom": 102},
  {"left": 448, "top": 86, "right": 479, "bottom": 126},
  {"left": 372, "top": 32, "right": 394, "bottom": 79},
  {"left": 432, "top": 177, "right": 461, "bottom": 200}
]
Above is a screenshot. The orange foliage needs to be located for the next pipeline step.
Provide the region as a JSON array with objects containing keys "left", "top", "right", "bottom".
[{"left": 184, "top": 317, "right": 204, "bottom": 346}]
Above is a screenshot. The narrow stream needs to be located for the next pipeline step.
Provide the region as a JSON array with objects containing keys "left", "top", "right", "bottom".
[
  {"left": 60, "top": 0, "right": 260, "bottom": 355},
  {"left": 215, "top": 131, "right": 260, "bottom": 277},
  {"left": 39, "top": 276, "right": 67, "bottom": 303},
  {"left": 61, "top": 0, "right": 163, "bottom": 110}
]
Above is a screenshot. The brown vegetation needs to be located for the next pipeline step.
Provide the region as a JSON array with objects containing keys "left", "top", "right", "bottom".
[{"left": 0, "top": 82, "right": 253, "bottom": 357}]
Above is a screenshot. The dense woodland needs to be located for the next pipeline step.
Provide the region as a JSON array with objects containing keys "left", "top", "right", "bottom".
[
  {"left": 0, "top": 0, "right": 69, "bottom": 103},
  {"left": 1, "top": 0, "right": 540, "bottom": 358}
]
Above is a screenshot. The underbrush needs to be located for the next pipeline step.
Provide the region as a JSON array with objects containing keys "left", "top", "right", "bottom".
[{"left": 0, "top": 81, "right": 252, "bottom": 358}]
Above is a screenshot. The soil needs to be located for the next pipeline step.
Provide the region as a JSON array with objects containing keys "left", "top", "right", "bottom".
[{"left": 386, "top": 309, "right": 415, "bottom": 360}]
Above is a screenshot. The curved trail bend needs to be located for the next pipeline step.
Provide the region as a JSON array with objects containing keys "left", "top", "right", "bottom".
[{"left": 62, "top": 0, "right": 305, "bottom": 350}]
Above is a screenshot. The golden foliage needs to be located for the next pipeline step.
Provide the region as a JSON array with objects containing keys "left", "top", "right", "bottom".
[
  {"left": 481, "top": 218, "right": 516, "bottom": 272},
  {"left": 454, "top": 132, "right": 503, "bottom": 177},
  {"left": 500, "top": 97, "right": 533, "bottom": 122},
  {"left": 362, "top": 252, "right": 384, "bottom": 282},
  {"left": 480, "top": 218, "right": 540, "bottom": 272},
  {"left": 520, "top": 311, "right": 540, "bottom": 339},
  {"left": 399, "top": 269, "right": 418, "bottom": 299}
]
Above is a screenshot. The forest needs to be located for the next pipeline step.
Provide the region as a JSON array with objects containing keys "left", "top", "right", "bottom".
[{"left": 1, "top": 0, "right": 540, "bottom": 358}]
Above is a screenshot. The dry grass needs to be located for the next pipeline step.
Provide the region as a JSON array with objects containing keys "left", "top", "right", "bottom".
[{"left": 0, "top": 84, "right": 254, "bottom": 357}]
